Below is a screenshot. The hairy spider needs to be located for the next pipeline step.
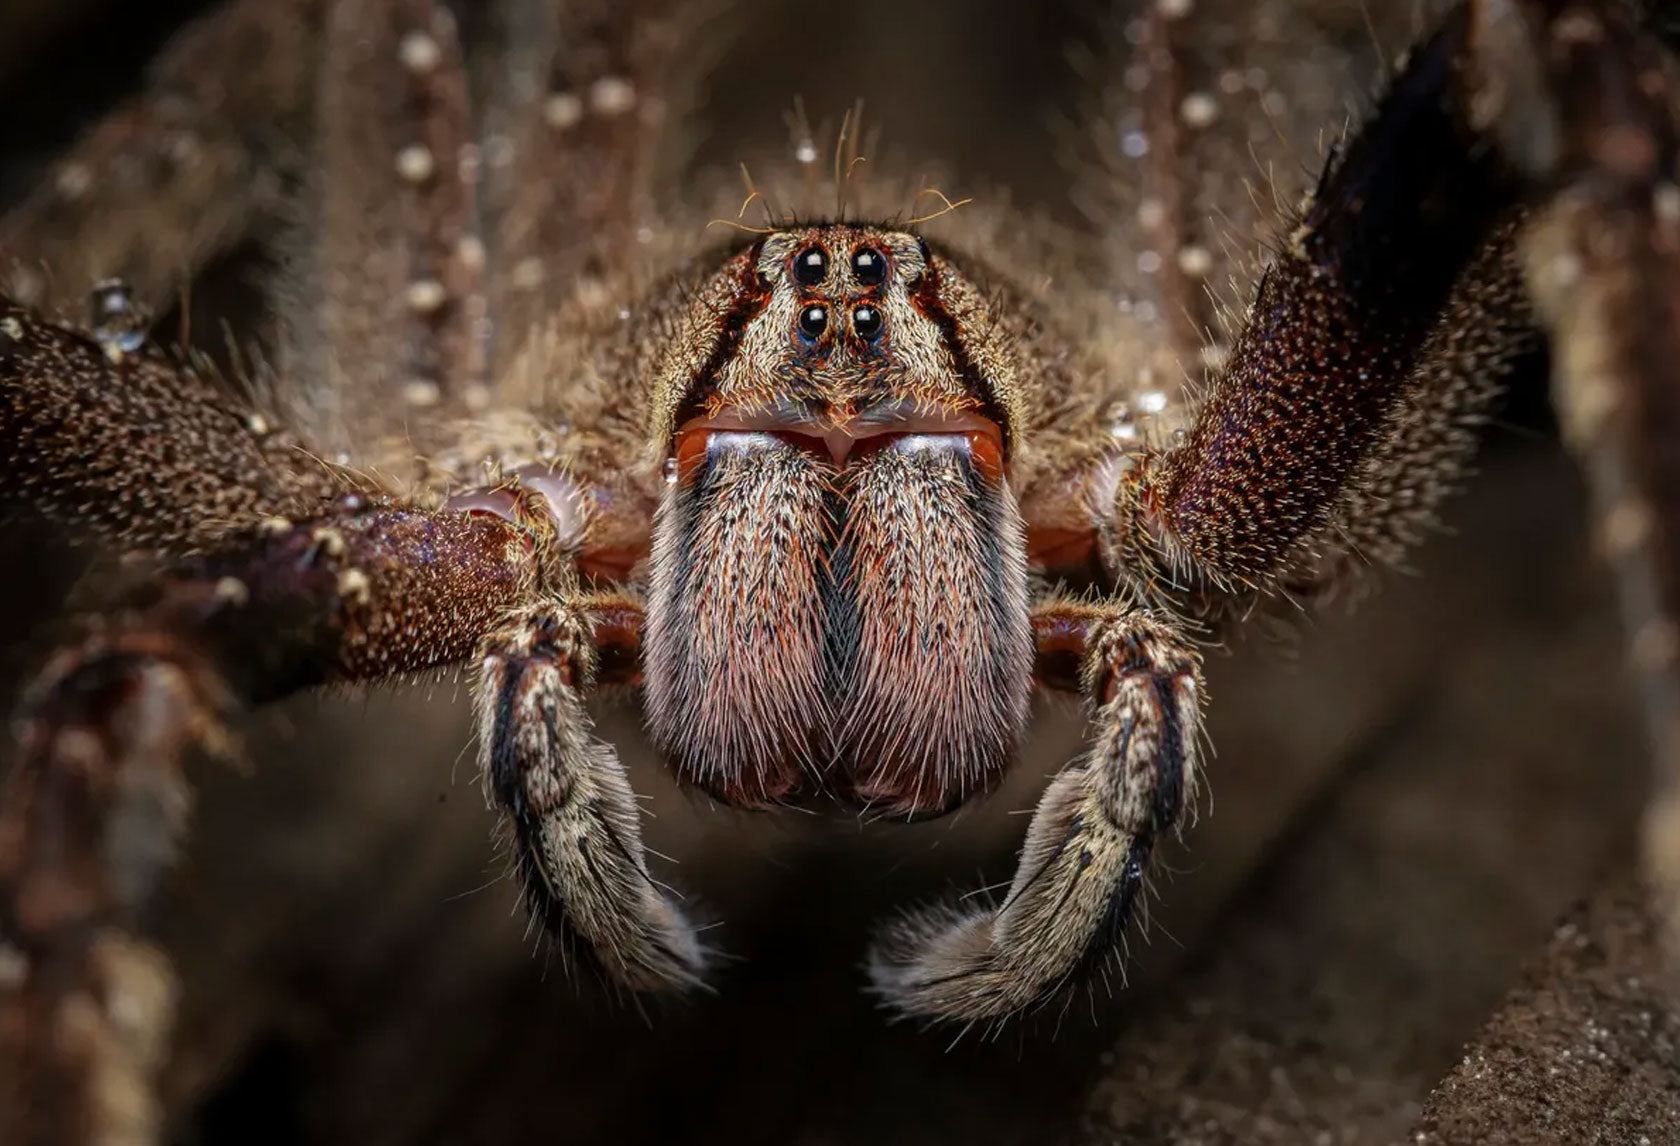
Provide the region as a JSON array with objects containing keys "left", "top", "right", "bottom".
[{"left": 4, "top": 0, "right": 1680, "bottom": 1143}]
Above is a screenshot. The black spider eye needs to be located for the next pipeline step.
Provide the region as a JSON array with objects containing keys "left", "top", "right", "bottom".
[
  {"left": 852, "top": 305, "right": 883, "bottom": 340},
  {"left": 798, "top": 304, "right": 828, "bottom": 340},
  {"left": 851, "top": 247, "right": 887, "bottom": 286},
  {"left": 793, "top": 246, "right": 828, "bottom": 286}
]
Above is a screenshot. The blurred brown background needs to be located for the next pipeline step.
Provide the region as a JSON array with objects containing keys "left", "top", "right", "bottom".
[{"left": 0, "top": 2, "right": 1669, "bottom": 1143}]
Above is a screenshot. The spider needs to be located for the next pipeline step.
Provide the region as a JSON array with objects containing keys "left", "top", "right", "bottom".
[{"left": 4, "top": 0, "right": 1680, "bottom": 1143}]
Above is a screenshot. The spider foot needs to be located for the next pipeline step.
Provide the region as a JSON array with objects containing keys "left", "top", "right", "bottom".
[
  {"left": 478, "top": 603, "right": 707, "bottom": 994},
  {"left": 869, "top": 613, "right": 1201, "bottom": 1023}
]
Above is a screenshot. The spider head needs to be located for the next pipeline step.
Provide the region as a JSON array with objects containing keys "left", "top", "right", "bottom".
[
  {"left": 642, "top": 224, "right": 1034, "bottom": 816},
  {"left": 657, "top": 224, "right": 1018, "bottom": 470}
]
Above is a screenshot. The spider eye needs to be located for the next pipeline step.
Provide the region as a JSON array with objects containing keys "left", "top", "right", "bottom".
[
  {"left": 793, "top": 246, "right": 828, "bottom": 286},
  {"left": 852, "top": 304, "right": 883, "bottom": 340},
  {"left": 798, "top": 304, "right": 828, "bottom": 340},
  {"left": 851, "top": 247, "right": 887, "bottom": 286}
]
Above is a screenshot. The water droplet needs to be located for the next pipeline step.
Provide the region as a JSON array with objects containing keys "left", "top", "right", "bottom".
[
  {"left": 88, "top": 279, "right": 147, "bottom": 356},
  {"left": 1180, "top": 92, "right": 1218, "bottom": 129},
  {"left": 1656, "top": 183, "right": 1680, "bottom": 224},
  {"left": 396, "top": 145, "right": 436, "bottom": 184},
  {"left": 55, "top": 163, "right": 92, "bottom": 201},
  {"left": 1178, "top": 245, "right": 1213, "bottom": 278},
  {"left": 512, "top": 257, "right": 545, "bottom": 290},
  {"left": 406, "top": 278, "right": 447, "bottom": 314},
  {"left": 485, "top": 134, "right": 516, "bottom": 169},
  {"left": 403, "top": 379, "right": 441, "bottom": 407},
  {"left": 589, "top": 76, "right": 637, "bottom": 116},
  {"left": 10, "top": 266, "right": 42, "bottom": 305},
  {"left": 663, "top": 457, "right": 679, "bottom": 484},
  {"left": 544, "top": 92, "right": 584, "bottom": 129},
  {"left": 400, "top": 32, "right": 441, "bottom": 74},
  {"left": 456, "top": 235, "right": 487, "bottom": 271}
]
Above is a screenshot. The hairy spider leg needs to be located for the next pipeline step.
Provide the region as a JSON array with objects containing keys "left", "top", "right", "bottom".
[
  {"left": 0, "top": 0, "right": 322, "bottom": 319},
  {"left": 478, "top": 596, "right": 707, "bottom": 992},
  {"left": 1099, "top": 8, "right": 1534, "bottom": 614},
  {"left": 1472, "top": 0, "right": 1680, "bottom": 959},
  {"left": 868, "top": 604, "right": 1201, "bottom": 1022}
]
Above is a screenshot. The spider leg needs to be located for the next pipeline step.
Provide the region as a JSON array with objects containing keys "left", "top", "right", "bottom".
[
  {"left": 299, "top": 0, "right": 486, "bottom": 443},
  {"left": 477, "top": 0, "right": 697, "bottom": 382},
  {"left": 478, "top": 595, "right": 706, "bottom": 992},
  {"left": 1090, "top": 8, "right": 1535, "bottom": 612},
  {"left": 868, "top": 601, "right": 1201, "bottom": 1022},
  {"left": 0, "top": 0, "right": 323, "bottom": 318},
  {"left": 1466, "top": 0, "right": 1680, "bottom": 953},
  {"left": 1, "top": 296, "right": 554, "bottom": 1146},
  {"left": 1, "top": 625, "right": 229, "bottom": 1146},
  {"left": 0, "top": 293, "right": 339, "bottom": 555},
  {"left": 0, "top": 501, "right": 539, "bottom": 1146}
]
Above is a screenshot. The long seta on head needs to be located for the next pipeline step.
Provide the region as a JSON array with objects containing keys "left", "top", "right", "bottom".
[{"left": 707, "top": 100, "right": 972, "bottom": 237}]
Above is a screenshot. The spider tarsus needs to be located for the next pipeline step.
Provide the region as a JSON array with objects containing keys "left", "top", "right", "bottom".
[
  {"left": 479, "top": 601, "right": 708, "bottom": 997},
  {"left": 869, "top": 610, "right": 1199, "bottom": 1023}
]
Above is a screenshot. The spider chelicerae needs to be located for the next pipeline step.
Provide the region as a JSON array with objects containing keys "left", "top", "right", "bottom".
[{"left": 5, "top": 1, "right": 1680, "bottom": 1143}]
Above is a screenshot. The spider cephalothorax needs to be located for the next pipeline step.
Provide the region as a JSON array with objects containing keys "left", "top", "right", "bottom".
[{"left": 5, "top": 1, "right": 1680, "bottom": 1144}]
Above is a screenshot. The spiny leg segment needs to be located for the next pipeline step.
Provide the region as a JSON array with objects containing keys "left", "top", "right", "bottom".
[{"left": 1099, "top": 6, "right": 1534, "bottom": 612}]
